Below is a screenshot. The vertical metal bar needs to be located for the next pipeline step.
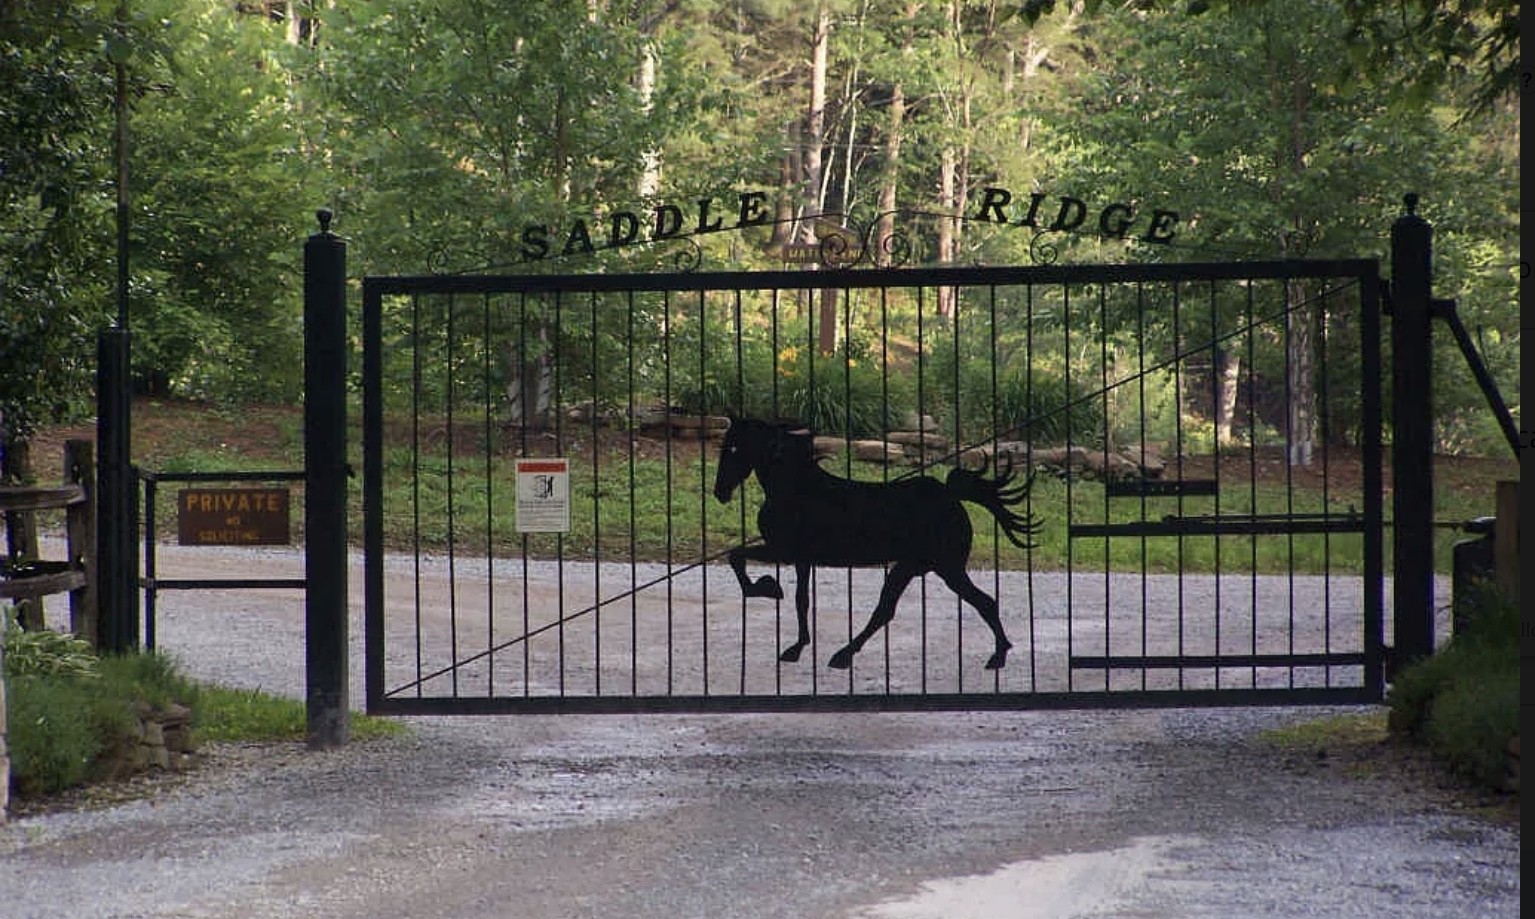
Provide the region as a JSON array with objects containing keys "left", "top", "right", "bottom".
[
  {"left": 518, "top": 293, "right": 531, "bottom": 696},
  {"left": 987, "top": 283, "right": 1001, "bottom": 693},
  {"left": 446, "top": 294, "right": 459, "bottom": 698},
  {"left": 1025, "top": 283, "right": 1037, "bottom": 693},
  {"left": 844, "top": 282, "right": 856, "bottom": 694},
  {"left": 771, "top": 288, "right": 783, "bottom": 695},
  {"left": 303, "top": 209, "right": 349, "bottom": 749},
  {"left": 1359, "top": 265, "right": 1386, "bottom": 697},
  {"left": 1208, "top": 280, "right": 1222, "bottom": 689},
  {"left": 1100, "top": 283, "right": 1111, "bottom": 692},
  {"left": 1246, "top": 278, "right": 1259, "bottom": 689},
  {"left": 627, "top": 291, "right": 639, "bottom": 697},
  {"left": 1172, "top": 281, "right": 1186, "bottom": 689},
  {"left": 1316, "top": 283, "right": 1334, "bottom": 689},
  {"left": 483, "top": 293, "right": 494, "bottom": 698},
  {"left": 1281, "top": 279, "right": 1299, "bottom": 691},
  {"left": 1390, "top": 195, "right": 1435, "bottom": 671},
  {"left": 808, "top": 285, "right": 820, "bottom": 696},
  {"left": 412, "top": 294, "right": 424, "bottom": 697},
  {"left": 363, "top": 281, "right": 385, "bottom": 711},
  {"left": 880, "top": 285, "right": 892, "bottom": 692},
  {"left": 663, "top": 290, "right": 675, "bottom": 695},
  {"left": 953, "top": 283, "right": 964, "bottom": 692},
  {"left": 590, "top": 290, "right": 601, "bottom": 696},
  {"left": 1136, "top": 282, "right": 1149, "bottom": 692},
  {"left": 554, "top": 291, "right": 566, "bottom": 696},
  {"left": 734, "top": 289, "right": 747, "bottom": 694},
  {"left": 143, "top": 474, "right": 156, "bottom": 651},
  {"left": 915, "top": 284, "right": 927, "bottom": 694},
  {"left": 697, "top": 288, "right": 708, "bottom": 697},
  {"left": 1063, "top": 282, "right": 1074, "bottom": 693}
]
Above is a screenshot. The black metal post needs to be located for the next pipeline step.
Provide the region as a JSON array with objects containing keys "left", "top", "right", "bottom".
[
  {"left": 95, "top": 328, "right": 137, "bottom": 653},
  {"left": 1389, "top": 194, "right": 1435, "bottom": 671},
  {"left": 142, "top": 474, "right": 157, "bottom": 650},
  {"left": 304, "top": 209, "right": 350, "bottom": 749}
]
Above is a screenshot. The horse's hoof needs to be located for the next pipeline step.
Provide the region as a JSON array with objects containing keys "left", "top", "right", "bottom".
[
  {"left": 828, "top": 648, "right": 854, "bottom": 670},
  {"left": 778, "top": 645, "right": 803, "bottom": 663},
  {"left": 750, "top": 575, "right": 784, "bottom": 600},
  {"left": 984, "top": 652, "right": 1009, "bottom": 670}
]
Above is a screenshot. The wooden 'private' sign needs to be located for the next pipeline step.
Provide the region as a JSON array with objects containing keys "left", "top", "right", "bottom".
[{"left": 177, "top": 487, "right": 291, "bottom": 546}]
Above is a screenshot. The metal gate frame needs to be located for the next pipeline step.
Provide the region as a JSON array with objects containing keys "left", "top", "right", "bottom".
[{"left": 362, "top": 258, "right": 1385, "bottom": 715}]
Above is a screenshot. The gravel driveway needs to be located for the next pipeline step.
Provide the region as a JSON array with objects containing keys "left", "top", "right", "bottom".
[{"left": 1, "top": 544, "right": 1519, "bottom": 918}]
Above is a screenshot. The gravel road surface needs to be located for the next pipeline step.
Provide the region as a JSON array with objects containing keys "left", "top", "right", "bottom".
[{"left": 1, "top": 544, "right": 1518, "bottom": 918}]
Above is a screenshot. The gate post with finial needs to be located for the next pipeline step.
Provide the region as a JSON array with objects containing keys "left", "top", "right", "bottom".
[
  {"left": 305, "top": 209, "right": 350, "bottom": 749},
  {"left": 1389, "top": 193, "right": 1435, "bottom": 672}
]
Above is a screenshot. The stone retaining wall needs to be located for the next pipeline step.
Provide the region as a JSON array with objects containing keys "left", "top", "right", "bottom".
[{"left": 101, "top": 702, "right": 200, "bottom": 779}]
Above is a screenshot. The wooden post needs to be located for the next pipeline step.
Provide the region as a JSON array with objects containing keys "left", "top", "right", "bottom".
[
  {"left": 2, "top": 439, "right": 43, "bottom": 630},
  {"left": 1495, "top": 480, "right": 1519, "bottom": 598},
  {"left": 1, "top": 624, "right": 8, "bottom": 823},
  {"left": 65, "top": 440, "right": 98, "bottom": 644}
]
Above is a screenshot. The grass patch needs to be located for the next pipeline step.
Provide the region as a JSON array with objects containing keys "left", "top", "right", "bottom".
[
  {"left": 1387, "top": 583, "right": 1519, "bottom": 792},
  {"left": 1261, "top": 710, "right": 1390, "bottom": 751},
  {"left": 197, "top": 684, "right": 406, "bottom": 744},
  {"left": 5, "top": 632, "right": 404, "bottom": 802}
]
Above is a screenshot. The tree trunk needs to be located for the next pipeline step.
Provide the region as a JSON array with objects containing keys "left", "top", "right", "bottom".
[
  {"left": 636, "top": 39, "right": 661, "bottom": 199},
  {"left": 936, "top": 145, "right": 958, "bottom": 319},
  {"left": 799, "top": 3, "right": 830, "bottom": 244},
  {"left": 1214, "top": 348, "right": 1241, "bottom": 446},
  {"left": 1287, "top": 279, "right": 1316, "bottom": 466},
  {"left": 873, "top": 3, "right": 918, "bottom": 267}
]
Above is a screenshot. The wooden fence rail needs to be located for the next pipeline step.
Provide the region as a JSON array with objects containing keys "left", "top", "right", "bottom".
[{"left": 1, "top": 439, "right": 98, "bottom": 642}]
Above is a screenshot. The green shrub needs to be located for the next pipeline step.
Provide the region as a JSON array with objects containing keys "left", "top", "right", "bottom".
[
  {"left": 7, "top": 674, "right": 100, "bottom": 795},
  {"left": 1388, "top": 584, "right": 1519, "bottom": 790},
  {"left": 3, "top": 616, "right": 99, "bottom": 681},
  {"left": 5, "top": 647, "right": 204, "bottom": 797}
]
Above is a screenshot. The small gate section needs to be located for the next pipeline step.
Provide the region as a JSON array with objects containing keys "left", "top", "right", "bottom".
[{"left": 362, "top": 259, "right": 1383, "bottom": 714}]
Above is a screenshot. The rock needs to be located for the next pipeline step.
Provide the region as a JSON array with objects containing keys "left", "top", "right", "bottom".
[
  {"left": 901, "top": 411, "right": 939, "bottom": 432},
  {"left": 887, "top": 430, "right": 950, "bottom": 451},
  {"left": 852, "top": 440, "right": 905, "bottom": 464},
  {"left": 956, "top": 447, "right": 991, "bottom": 470},
  {"left": 164, "top": 726, "right": 198, "bottom": 755},
  {"left": 159, "top": 702, "right": 193, "bottom": 728},
  {"left": 811, "top": 436, "right": 844, "bottom": 458}
]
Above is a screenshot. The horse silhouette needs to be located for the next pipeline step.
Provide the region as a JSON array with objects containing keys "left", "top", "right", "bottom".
[{"left": 712, "top": 416, "right": 1038, "bottom": 671}]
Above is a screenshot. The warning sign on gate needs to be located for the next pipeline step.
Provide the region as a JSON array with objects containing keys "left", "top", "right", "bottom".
[{"left": 515, "top": 458, "right": 570, "bottom": 533}]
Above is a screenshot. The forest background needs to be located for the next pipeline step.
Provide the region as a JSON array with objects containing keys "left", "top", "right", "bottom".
[{"left": 0, "top": 0, "right": 1520, "bottom": 459}]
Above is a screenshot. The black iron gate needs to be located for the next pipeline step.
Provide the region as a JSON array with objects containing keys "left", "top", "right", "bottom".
[{"left": 363, "top": 258, "right": 1383, "bottom": 714}]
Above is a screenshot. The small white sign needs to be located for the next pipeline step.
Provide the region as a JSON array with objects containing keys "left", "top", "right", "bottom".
[{"left": 515, "top": 458, "right": 570, "bottom": 533}]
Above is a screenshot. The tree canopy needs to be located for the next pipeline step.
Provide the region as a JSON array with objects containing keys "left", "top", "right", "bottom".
[{"left": 0, "top": 0, "right": 1518, "bottom": 455}]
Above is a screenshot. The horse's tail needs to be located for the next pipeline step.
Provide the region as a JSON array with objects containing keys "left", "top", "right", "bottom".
[{"left": 945, "top": 455, "right": 1040, "bottom": 549}]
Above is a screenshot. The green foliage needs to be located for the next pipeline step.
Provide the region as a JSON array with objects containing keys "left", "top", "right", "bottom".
[
  {"left": 6, "top": 674, "right": 101, "bottom": 795},
  {"left": 4, "top": 644, "right": 201, "bottom": 796},
  {"left": 1044, "top": 0, "right": 1518, "bottom": 456},
  {"left": 95, "top": 651, "right": 204, "bottom": 716},
  {"left": 127, "top": 0, "right": 314, "bottom": 402},
  {"left": 0, "top": 1, "right": 117, "bottom": 439},
  {"left": 3, "top": 616, "right": 100, "bottom": 681},
  {"left": 1388, "top": 584, "right": 1519, "bottom": 790}
]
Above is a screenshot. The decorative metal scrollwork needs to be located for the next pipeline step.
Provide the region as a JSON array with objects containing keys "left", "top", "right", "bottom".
[{"left": 1028, "top": 230, "right": 1061, "bottom": 266}]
